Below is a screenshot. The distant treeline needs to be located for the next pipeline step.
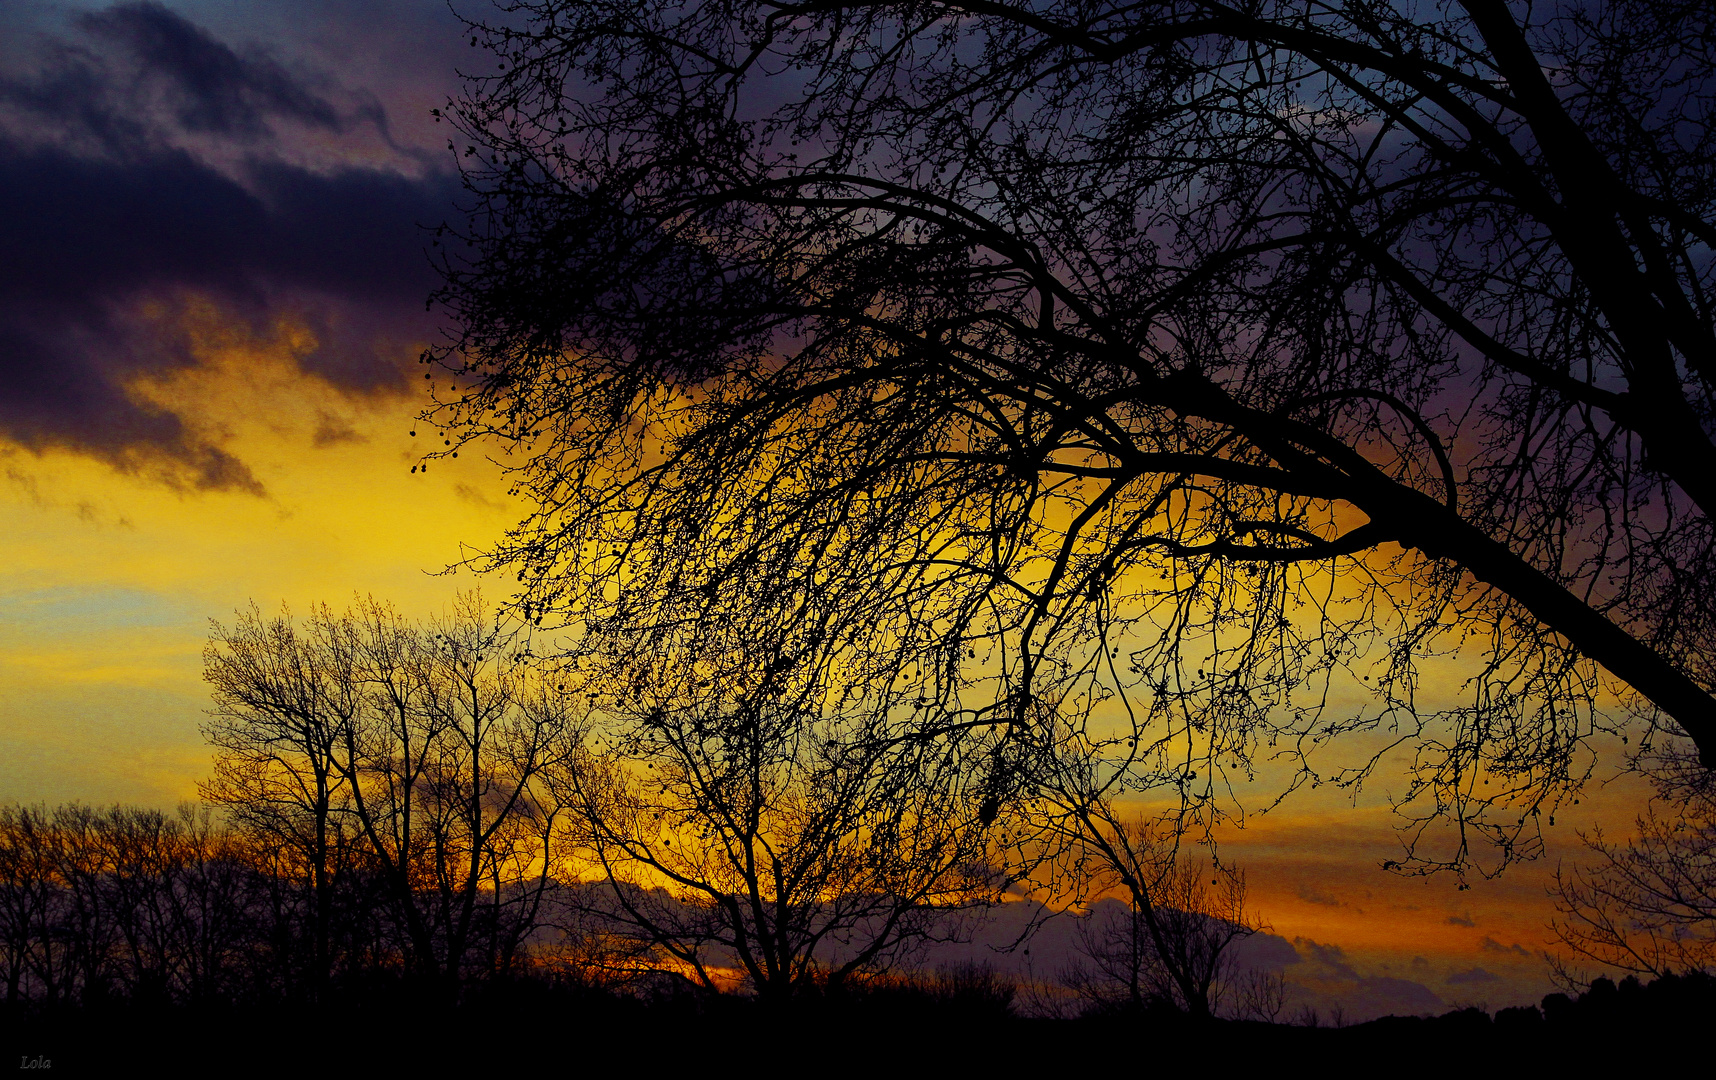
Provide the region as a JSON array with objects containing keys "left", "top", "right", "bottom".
[
  {"left": 0, "top": 801, "right": 574, "bottom": 1007},
  {"left": 5, "top": 793, "right": 1714, "bottom": 1074},
  {"left": 0, "top": 798, "right": 1242, "bottom": 1016}
]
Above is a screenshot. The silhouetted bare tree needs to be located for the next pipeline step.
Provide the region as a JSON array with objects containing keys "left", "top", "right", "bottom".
[
  {"left": 336, "top": 594, "right": 576, "bottom": 993},
  {"left": 1550, "top": 745, "right": 1716, "bottom": 978},
  {"left": 202, "top": 603, "right": 355, "bottom": 997},
  {"left": 0, "top": 804, "right": 84, "bottom": 1004},
  {"left": 1059, "top": 813, "right": 1258, "bottom": 1017},
  {"left": 553, "top": 624, "right": 1006, "bottom": 1001},
  {"left": 98, "top": 805, "right": 256, "bottom": 1005},
  {"left": 202, "top": 594, "right": 579, "bottom": 998},
  {"left": 425, "top": 0, "right": 1716, "bottom": 874}
]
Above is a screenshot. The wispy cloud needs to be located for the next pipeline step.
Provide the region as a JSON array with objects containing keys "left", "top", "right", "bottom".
[
  {"left": 1480, "top": 936, "right": 1531, "bottom": 957},
  {"left": 1446, "top": 967, "right": 1500, "bottom": 985}
]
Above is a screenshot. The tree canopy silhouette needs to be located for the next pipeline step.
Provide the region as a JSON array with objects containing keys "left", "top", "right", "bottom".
[{"left": 425, "top": 0, "right": 1716, "bottom": 873}]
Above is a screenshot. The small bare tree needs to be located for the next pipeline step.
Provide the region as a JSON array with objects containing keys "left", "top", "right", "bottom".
[
  {"left": 554, "top": 627, "right": 1005, "bottom": 1003},
  {"left": 1060, "top": 812, "right": 1259, "bottom": 1018},
  {"left": 1230, "top": 966, "right": 1290, "bottom": 1024},
  {"left": 202, "top": 603, "right": 354, "bottom": 997},
  {"left": 1550, "top": 744, "right": 1716, "bottom": 978}
]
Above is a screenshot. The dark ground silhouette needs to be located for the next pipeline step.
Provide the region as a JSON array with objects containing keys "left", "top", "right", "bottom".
[{"left": 3, "top": 968, "right": 1706, "bottom": 1071}]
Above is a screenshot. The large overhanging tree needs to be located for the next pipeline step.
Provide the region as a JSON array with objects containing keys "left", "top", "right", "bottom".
[{"left": 425, "top": 0, "right": 1716, "bottom": 874}]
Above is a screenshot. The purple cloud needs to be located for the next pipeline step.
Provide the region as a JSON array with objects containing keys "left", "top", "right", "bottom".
[
  {"left": 0, "top": 2, "right": 462, "bottom": 489},
  {"left": 77, "top": 2, "right": 349, "bottom": 138}
]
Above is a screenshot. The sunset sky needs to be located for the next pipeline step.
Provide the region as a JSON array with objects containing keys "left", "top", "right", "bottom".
[{"left": 0, "top": 0, "right": 1656, "bottom": 1021}]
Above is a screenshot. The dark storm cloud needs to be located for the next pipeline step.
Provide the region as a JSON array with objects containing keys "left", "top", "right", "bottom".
[
  {"left": 0, "top": 138, "right": 450, "bottom": 314},
  {"left": 77, "top": 2, "right": 349, "bottom": 138},
  {"left": 0, "top": 139, "right": 459, "bottom": 486},
  {"left": 0, "top": 3, "right": 461, "bottom": 490}
]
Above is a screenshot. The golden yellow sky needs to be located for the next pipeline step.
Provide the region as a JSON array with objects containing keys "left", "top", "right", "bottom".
[{"left": 0, "top": 307, "right": 519, "bottom": 807}]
